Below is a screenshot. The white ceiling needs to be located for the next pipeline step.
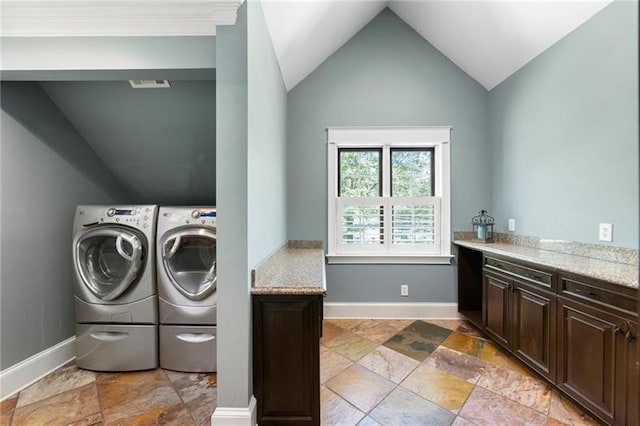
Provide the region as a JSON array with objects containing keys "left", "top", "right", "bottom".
[{"left": 261, "top": 0, "right": 612, "bottom": 91}]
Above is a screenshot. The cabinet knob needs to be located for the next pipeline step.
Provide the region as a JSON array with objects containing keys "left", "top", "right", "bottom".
[
  {"left": 614, "top": 326, "right": 625, "bottom": 335},
  {"left": 626, "top": 331, "right": 636, "bottom": 343}
]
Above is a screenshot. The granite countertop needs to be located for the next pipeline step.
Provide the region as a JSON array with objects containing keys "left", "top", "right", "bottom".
[
  {"left": 251, "top": 241, "right": 327, "bottom": 295},
  {"left": 454, "top": 240, "right": 638, "bottom": 290}
]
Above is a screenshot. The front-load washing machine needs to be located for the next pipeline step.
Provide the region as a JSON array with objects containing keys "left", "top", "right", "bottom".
[
  {"left": 156, "top": 206, "right": 217, "bottom": 372},
  {"left": 72, "top": 205, "right": 158, "bottom": 371}
]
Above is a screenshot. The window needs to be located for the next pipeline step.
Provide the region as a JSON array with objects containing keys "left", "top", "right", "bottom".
[{"left": 327, "top": 127, "right": 452, "bottom": 264}]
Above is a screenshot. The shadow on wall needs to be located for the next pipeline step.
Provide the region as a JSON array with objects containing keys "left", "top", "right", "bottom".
[{"left": 1, "top": 81, "right": 129, "bottom": 200}]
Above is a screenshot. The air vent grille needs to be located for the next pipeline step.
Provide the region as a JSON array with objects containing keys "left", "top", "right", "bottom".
[{"left": 129, "top": 80, "right": 171, "bottom": 89}]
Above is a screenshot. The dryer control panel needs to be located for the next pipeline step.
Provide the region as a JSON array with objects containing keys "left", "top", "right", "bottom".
[{"left": 160, "top": 208, "right": 216, "bottom": 227}]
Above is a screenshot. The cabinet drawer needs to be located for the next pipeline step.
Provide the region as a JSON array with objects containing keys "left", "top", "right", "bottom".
[
  {"left": 484, "top": 256, "right": 554, "bottom": 290},
  {"left": 560, "top": 275, "right": 637, "bottom": 317}
]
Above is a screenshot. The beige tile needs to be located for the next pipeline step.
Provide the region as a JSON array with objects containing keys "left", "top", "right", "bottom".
[
  {"left": 455, "top": 321, "right": 485, "bottom": 338},
  {"left": 383, "top": 319, "right": 415, "bottom": 331},
  {"left": 423, "top": 346, "right": 488, "bottom": 384},
  {"left": 66, "top": 412, "right": 103, "bottom": 426},
  {"left": 321, "top": 321, "right": 348, "bottom": 344},
  {"left": 357, "top": 416, "right": 382, "bottom": 426},
  {"left": 16, "top": 364, "right": 96, "bottom": 407},
  {"left": 369, "top": 386, "right": 456, "bottom": 426},
  {"left": 320, "top": 345, "right": 353, "bottom": 384},
  {"left": 548, "top": 390, "right": 599, "bottom": 425},
  {"left": 481, "top": 347, "right": 531, "bottom": 377},
  {"left": 451, "top": 415, "right": 476, "bottom": 425},
  {"left": 401, "top": 363, "right": 474, "bottom": 411},
  {"left": 107, "top": 402, "right": 194, "bottom": 426},
  {"left": 325, "top": 364, "right": 395, "bottom": 413},
  {"left": 477, "top": 364, "right": 552, "bottom": 414},
  {"left": 350, "top": 320, "right": 405, "bottom": 343},
  {"left": 320, "top": 385, "right": 365, "bottom": 426},
  {"left": 441, "top": 332, "right": 498, "bottom": 361},
  {"left": 96, "top": 369, "right": 182, "bottom": 424},
  {"left": 357, "top": 345, "right": 419, "bottom": 384},
  {"left": 325, "top": 319, "right": 365, "bottom": 330},
  {"left": 12, "top": 383, "right": 100, "bottom": 426},
  {"left": 425, "top": 319, "right": 467, "bottom": 332},
  {"left": 546, "top": 417, "right": 568, "bottom": 426},
  {"left": 459, "top": 386, "right": 548, "bottom": 426},
  {"left": 324, "top": 330, "right": 378, "bottom": 361},
  {"left": 0, "top": 395, "right": 18, "bottom": 426},
  {"left": 165, "top": 371, "right": 217, "bottom": 426}
]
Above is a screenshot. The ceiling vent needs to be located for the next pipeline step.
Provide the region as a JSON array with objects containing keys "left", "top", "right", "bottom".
[{"left": 129, "top": 80, "right": 171, "bottom": 89}]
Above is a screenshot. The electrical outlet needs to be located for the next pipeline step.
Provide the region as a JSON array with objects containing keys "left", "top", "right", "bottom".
[
  {"left": 508, "top": 218, "right": 516, "bottom": 232},
  {"left": 400, "top": 284, "right": 409, "bottom": 297},
  {"left": 599, "top": 223, "right": 613, "bottom": 242}
]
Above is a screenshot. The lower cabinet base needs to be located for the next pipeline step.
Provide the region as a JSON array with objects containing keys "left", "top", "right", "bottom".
[{"left": 253, "top": 294, "right": 322, "bottom": 426}]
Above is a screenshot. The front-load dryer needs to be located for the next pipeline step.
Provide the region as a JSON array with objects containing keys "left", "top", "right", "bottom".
[
  {"left": 156, "top": 206, "right": 217, "bottom": 372},
  {"left": 72, "top": 205, "right": 158, "bottom": 371}
]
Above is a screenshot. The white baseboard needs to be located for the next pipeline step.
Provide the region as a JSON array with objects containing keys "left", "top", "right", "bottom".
[
  {"left": 0, "top": 336, "right": 76, "bottom": 401},
  {"left": 323, "top": 302, "right": 460, "bottom": 319},
  {"left": 211, "top": 395, "right": 257, "bottom": 426}
]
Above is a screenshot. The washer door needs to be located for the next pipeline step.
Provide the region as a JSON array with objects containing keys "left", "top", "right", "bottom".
[
  {"left": 161, "top": 227, "right": 216, "bottom": 301},
  {"left": 74, "top": 226, "right": 145, "bottom": 301}
]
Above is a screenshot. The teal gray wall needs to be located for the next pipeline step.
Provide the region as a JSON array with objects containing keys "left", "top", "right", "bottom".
[
  {"left": 215, "top": 0, "right": 288, "bottom": 410},
  {"left": 215, "top": 3, "right": 251, "bottom": 408},
  {"left": 0, "top": 82, "right": 125, "bottom": 369},
  {"left": 490, "top": 1, "right": 639, "bottom": 248},
  {"left": 40, "top": 80, "right": 216, "bottom": 205},
  {"left": 286, "top": 8, "right": 491, "bottom": 303},
  {"left": 247, "top": 0, "right": 288, "bottom": 268}
]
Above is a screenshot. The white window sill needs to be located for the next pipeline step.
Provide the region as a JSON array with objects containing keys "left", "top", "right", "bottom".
[{"left": 326, "top": 254, "right": 454, "bottom": 265}]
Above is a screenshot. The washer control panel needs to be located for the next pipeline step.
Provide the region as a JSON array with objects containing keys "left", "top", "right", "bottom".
[{"left": 77, "top": 205, "right": 156, "bottom": 230}]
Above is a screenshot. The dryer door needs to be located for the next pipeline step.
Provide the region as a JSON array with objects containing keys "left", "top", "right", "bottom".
[
  {"left": 74, "top": 226, "right": 145, "bottom": 301},
  {"left": 161, "top": 228, "right": 216, "bottom": 301}
]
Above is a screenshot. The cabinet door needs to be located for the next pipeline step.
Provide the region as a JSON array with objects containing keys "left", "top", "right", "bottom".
[
  {"left": 512, "top": 282, "right": 556, "bottom": 382},
  {"left": 558, "top": 297, "right": 622, "bottom": 424},
  {"left": 483, "top": 272, "right": 510, "bottom": 348},
  {"left": 253, "top": 295, "right": 321, "bottom": 425}
]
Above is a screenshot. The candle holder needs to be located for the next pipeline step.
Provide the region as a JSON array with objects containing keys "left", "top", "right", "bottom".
[{"left": 472, "top": 209, "right": 495, "bottom": 243}]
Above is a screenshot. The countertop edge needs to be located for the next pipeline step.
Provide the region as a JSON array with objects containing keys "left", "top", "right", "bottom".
[
  {"left": 251, "top": 241, "right": 327, "bottom": 296},
  {"left": 454, "top": 240, "right": 638, "bottom": 290}
]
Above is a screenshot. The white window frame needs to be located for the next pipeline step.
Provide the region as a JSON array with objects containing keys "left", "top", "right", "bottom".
[{"left": 327, "top": 126, "right": 453, "bottom": 264}]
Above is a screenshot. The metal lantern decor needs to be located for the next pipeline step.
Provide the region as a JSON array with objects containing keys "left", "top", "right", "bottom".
[{"left": 472, "top": 209, "right": 495, "bottom": 243}]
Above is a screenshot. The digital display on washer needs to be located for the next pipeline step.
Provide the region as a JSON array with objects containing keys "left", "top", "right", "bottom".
[
  {"left": 200, "top": 211, "right": 216, "bottom": 217},
  {"left": 114, "top": 209, "right": 134, "bottom": 215}
]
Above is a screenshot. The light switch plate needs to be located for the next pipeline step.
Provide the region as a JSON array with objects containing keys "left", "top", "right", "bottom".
[
  {"left": 599, "top": 223, "right": 613, "bottom": 242},
  {"left": 508, "top": 219, "right": 516, "bottom": 232}
]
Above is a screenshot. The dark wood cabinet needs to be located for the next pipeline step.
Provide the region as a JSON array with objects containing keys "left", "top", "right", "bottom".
[
  {"left": 456, "top": 244, "right": 638, "bottom": 425},
  {"left": 512, "top": 280, "right": 557, "bottom": 381},
  {"left": 252, "top": 294, "right": 323, "bottom": 425},
  {"left": 557, "top": 274, "right": 638, "bottom": 426},
  {"left": 483, "top": 271, "right": 510, "bottom": 347},
  {"left": 483, "top": 257, "right": 557, "bottom": 382}
]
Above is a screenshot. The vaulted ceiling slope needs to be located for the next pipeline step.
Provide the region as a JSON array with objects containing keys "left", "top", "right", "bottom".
[{"left": 261, "top": 0, "right": 612, "bottom": 91}]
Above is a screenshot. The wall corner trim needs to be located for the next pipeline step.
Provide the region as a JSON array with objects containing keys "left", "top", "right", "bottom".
[
  {"left": 211, "top": 395, "right": 257, "bottom": 426},
  {"left": 0, "top": 336, "right": 76, "bottom": 401},
  {"left": 323, "top": 302, "right": 460, "bottom": 319}
]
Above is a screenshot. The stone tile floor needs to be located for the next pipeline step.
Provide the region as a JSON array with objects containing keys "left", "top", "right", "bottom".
[{"left": 1, "top": 319, "right": 599, "bottom": 425}]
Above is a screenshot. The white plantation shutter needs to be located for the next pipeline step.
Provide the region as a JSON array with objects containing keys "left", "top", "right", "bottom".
[{"left": 327, "top": 127, "right": 452, "bottom": 264}]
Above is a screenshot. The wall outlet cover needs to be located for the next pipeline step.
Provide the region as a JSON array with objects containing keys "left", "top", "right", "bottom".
[
  {"left": 598, "top": 223, "right": 613, "bottom": 242},
  {"left": 400, "top": 285, "right": 409, "bottom": 296},
  {"left": 508, "top": 218, "right": 516, "bottom": 232}
]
